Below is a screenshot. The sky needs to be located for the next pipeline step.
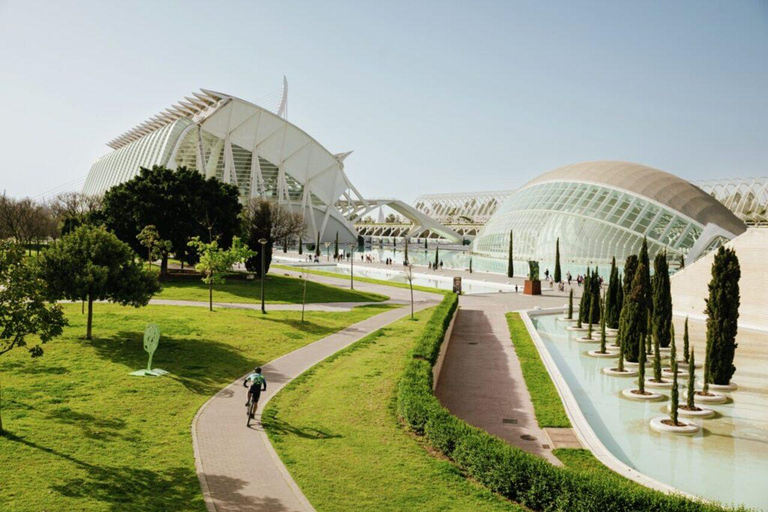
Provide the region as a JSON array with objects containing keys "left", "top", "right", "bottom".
[{"left": 0, "top": 0, "right": 767, "bottom": 203}]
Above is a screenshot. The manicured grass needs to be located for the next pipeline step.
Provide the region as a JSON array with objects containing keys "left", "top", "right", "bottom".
[
  {"left": 554, "top": 448, "right": 643, "bottom": 490},
  {"left": 264, "top": 309, "right": 522, "bottom": 511},
  {"left": 272, "top": 263, "right": 449, "bottom": 295},
  {"left": 0, "top": 302, "right": 392, "bottom": 511},
  {"left": 505, "top": 312, "right": 571, "bottom": 428},
  {"left": 156, "top": 272, "right": 388, "bottom": 304}
]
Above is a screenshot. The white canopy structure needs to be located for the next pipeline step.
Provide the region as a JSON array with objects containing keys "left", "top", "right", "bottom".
[{"left": 83, "top": 88, "right": 374, "bottom": 244}]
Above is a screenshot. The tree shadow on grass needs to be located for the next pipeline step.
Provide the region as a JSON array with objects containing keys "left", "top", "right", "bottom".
[
  {"left": 89, "top": 331, "right": 254, "bottom": 396},
  {"left": 260, "top": 415, "right": 343, "bottom": 441}
]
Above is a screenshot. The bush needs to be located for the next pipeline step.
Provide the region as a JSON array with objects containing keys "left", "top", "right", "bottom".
[{"left": 396, "top": 294, "right": 734, "bottom": 511}]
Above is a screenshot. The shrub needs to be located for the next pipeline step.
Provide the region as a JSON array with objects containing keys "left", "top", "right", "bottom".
[{"left": 396, "top": 294, "right": 732, "bottom": 511}]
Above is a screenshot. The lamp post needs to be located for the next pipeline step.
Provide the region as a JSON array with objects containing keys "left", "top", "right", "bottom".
[
  {"left": 259, "top": 238, "right": 268, "bottom": 314},
  {"left": 348, "top": 243, "right": 355, "bottom": 290},
  {"left": 325, "top": 241, "right": 330, "bottom": 262}
]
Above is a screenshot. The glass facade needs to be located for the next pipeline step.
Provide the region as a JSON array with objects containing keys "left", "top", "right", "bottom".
[{"left": 472, "top": 181, "right": 708, "bottom": 271}]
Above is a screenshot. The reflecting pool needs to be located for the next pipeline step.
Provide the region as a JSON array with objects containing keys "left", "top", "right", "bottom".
[{"left": 532, "top": 314, "right": 768, "bottom": 510}]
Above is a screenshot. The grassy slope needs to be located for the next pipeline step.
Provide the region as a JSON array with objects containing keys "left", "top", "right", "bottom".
[
  {"left": 0, "top": 302, "right": 391, "bottom": 511},
  {"left": 156, "top": 272, "right": 388, "bottom": 304},
  {"left": 554, "top": 448, "right": 648, "bottom": 491},
  {"left": 272, "top": 263, "right": 449, "bottom": 295},
  {"left": 506, "top": 312, "right": 571, "bottom": 428},
  {"left": 264, "top": 309, "right": 523, "bottom": 512}
]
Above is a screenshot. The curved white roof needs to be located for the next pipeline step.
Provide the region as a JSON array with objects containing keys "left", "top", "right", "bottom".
[{"left": 523, "top": 161, "right": 746, "bottom": 235}]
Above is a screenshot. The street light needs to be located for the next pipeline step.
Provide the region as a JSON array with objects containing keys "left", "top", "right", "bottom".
[
  {"left": 348, "top": 243, "right": 355, "bottom": 290},
  {"left": 325, "top": 241, "right": 330, "bottom": 262},
  {"left": 259, "top": 238, "right": 268, "bottom": 314}
]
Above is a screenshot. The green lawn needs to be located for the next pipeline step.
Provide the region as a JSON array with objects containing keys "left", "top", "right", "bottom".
[
  {"left": 264, "top": 309, "right": 523, "bottom": 511},
  {"left": 272, "top": 263, "right": 449, "bottom": 295},
  {"left": 156, "top": 272, "right": 389, "bottom": 304},
  {"left": 0, "top": 302, "right": 391, "bottom": 511},
  {"left": 506, "top": 312, "right": 571, "bottom": 428}
]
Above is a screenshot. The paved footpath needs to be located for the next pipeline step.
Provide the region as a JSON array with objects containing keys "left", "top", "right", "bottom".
[{"left": 192, "top": 280, "right": 441, "bottom": 512}]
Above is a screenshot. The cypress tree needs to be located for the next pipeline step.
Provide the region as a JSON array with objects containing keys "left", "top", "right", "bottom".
[
  {"left": 637, "top": 332, "right": 647, "bottom": 393},
  {"left": 620, "top": 262, "right": 648, "bottom": 363},
  {"left": 683, "top": 317, "right": 690, "bottom": 364},
  {"left": 334, "top": 231, "right": 339, "bottom": 258},
  {"left": 315, "top": 232, "right": 321, "bottom": 257},
  {"left": 554, "top": 238, "right": 561, "bottom": 283},
  {"left": 599, "top": 295, "right": 607, "bottom": 353},
  {"left": 469, "top": 257, "right": 473, "bottom": 274},
  {"left": 639, "top": 238, "right": 652, "bottom": 326},
  {"left": 579, "top": 267, "right": 591, "bottom": 324},
  {"left": 298, "top": 238, "right": 303, "bottom": 255},
  {"left": 424, "top": 238, "right": 428, "bottom": 249},
  {"left": 652, "top": 252, "right": 672, "bottom": 348},
  {"left": 670, "top": 335, "right": 679, "bottom": 424},
  {"left": 680, "top": 253, "right": 685, "bottom": 269},
  {"left": 618, "top": 328, "right": 626, "bottom": 372},
  {"left": 587, "top": 296, "right": 594, "bottom": 339},
  {"left": 652, "top": 318, "right": 662, "bottom": 382},
  {"left": 434, "top": 246, "right": 439, "bottom": 269},
  {"left": 567, "top": 288, "right": 574, "bottom": 320},
  {"left": 616, "top": 256, "right": 638, "bottom": 350},
  {"left": 705, "top": 246, "right": 741, "bottom": 385},
  {"left": 606, "top": 257, "right": 619, "bottom": 328},
  {"left": 507, "top": 230, "right": 514, "bottom": 278},
  {"left": 404, "top": 236, "right": 408, "bottom": 262},
  {"left": 590, "top": 270, "right": 601, "bottom": 325},
  {"left": 686, "top": 349, "right": 696, "bottom": 409},
  {"left": 615, "top": 271, "right": 623, "bottom": 328}
]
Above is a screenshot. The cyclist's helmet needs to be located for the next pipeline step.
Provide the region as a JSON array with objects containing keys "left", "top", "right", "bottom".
[{"left": 255, "top": 367, "right": 262, "bottom": 373}]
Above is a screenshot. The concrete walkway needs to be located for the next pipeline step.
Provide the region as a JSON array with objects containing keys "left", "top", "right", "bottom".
[
  {"left": 435, "top": 293, "right": 581, "bottom": 464},
  {"left": 192, "top": 282, "right": 441, "bottom": 511}
]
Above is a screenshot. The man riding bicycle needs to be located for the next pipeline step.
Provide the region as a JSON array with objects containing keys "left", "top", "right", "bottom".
[{"left": 243, "top": 367, "right": 267, "bottom": 414}]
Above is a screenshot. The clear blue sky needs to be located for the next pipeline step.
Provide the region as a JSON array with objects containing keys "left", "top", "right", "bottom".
[{"left": 1, "top": 0, "right": 766, "bottom": 203}]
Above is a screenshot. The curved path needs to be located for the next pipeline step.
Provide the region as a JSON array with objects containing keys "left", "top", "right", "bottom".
[{"left": 192, "top": 279, "right": 441, "bottom": 511}]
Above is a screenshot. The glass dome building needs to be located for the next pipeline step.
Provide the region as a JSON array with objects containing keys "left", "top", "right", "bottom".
[{"left": 471, "top": 161, "right": 746, "bottom": 274}]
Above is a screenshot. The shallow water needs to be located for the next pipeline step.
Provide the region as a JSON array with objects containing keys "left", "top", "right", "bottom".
[{"left": 532, "top": 314, "right": 768, "bottom": 510}]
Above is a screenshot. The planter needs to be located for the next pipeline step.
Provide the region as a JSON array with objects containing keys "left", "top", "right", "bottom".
[
  {"left": 649, "top": 416, "right": 701, "bottom": 434},
  {"left": 566, "top": 325, "right": 589, "bottom": 332},
  {"left": 678, "top": 361, "right": 703, "bottom": 370},
  {"left": 558, "top": 316, "right": 578, "bottom": 323},
  {"left": 524, "top": 279, "right": 541, "bottom": 295},
  {"left": 699, "top": 381, "right": 738, "bottom": 392},
  {"left": 645, "top": 378, "right": 674, "bottom": 389},
  {"left": 604, "top": 332, "right": 618, "bottom": 339},
  {"left": 625, "top": 360, "right": 652, "bottom": 368},
  {"left": 587, "top": 349, "right": 619, "bottom": 358},
  {"left": 659, "top": 346, "right": 672, "bottom": 354},
  {"left": 662, "top": 367, "right": 689, "bottom": 378},
  {"left": 621, "top": 388, "right": 665, "bottom": 401},
  {"left": 605, "top": 327, "right": 619, "bottom": 334},
  {"left": 669, "top": 404, "right": 715, "bottom": 418},
  {"left": 685, "top": 390, "right": 728, "bottom": 404},
  {"left": 602, "top": 367, "right": 639, "bottom": 377},
  {"left": 576, "top": 335, "right": 600, "bottom": 343}
]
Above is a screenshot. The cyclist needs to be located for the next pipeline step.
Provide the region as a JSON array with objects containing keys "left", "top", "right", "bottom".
[{"left": 243, "top": 367, "right": 267, "bottom": 412}]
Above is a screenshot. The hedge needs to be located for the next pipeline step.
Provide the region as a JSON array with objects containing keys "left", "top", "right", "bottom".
[{"left": 396, "top": 294, "right": 739, "bottom": 512}]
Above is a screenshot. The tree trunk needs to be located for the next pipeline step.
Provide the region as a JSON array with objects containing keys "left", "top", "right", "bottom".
[
  {"left": 161, "top": 254, "right": 169, "bottom": 276},
  {"left": 410, "top": 283, "right": 414, "bottom": 319},
  {"left": 86, "top": 295, "right": 94, "bottom": 340}
]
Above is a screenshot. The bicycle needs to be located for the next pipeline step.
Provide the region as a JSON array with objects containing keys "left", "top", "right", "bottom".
[{"left": 246, "top": 395, "right": 258, "bottom": 427}]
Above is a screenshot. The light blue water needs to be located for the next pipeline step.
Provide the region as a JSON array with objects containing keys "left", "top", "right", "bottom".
[{"left": 532, "top": 314, "right": 767, "bottom": 510}]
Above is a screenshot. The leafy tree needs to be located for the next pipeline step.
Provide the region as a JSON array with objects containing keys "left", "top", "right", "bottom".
[
  {"left": 241, "top": 198, "right": 304, "bottom": 276},
  {"left": 136, "top": 225, "right": 172, "bottom": 270},
  {"left": 567, "top": 288, "right": 574, "bottom": 320},
  {"left": 39, "top": 225, "right": 159, "bottom": 340},
  {"left": 705, "top": 246, "right": 741, "bottom": 385},
  {"left": 554, "top": 238, "right": 561, "bottom": 283},
  {"left": 618, "top": 262, "right": 648, "bottom": 363},
  {"left": 652, "top": 252, "right": 672, "bottom": 348},
  {"left": 101, "top": 166, "right": 242, "bottom": 275},
  {"left": 683, "top": 317, "right": 690, "bottom": 364},
  {"left": 507, "top": 230, "right": 513, "bottom": 278},
  {"left": 49, "top": 191, "right": 103, "bottom": 236},
  {"left": 188, "top": 236, "right": 254, "bottom": 311},
  {"left": 0, "top": 241, "right": 67, "bottom": 434}
]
